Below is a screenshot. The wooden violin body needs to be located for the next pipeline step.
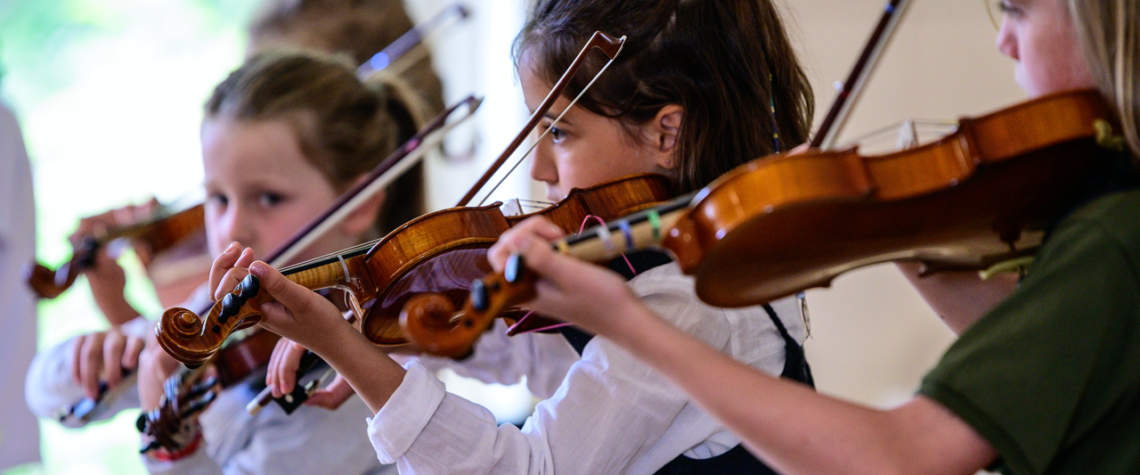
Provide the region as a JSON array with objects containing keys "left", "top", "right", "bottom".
[
  {"left": 157, "top": 174, "right": 672, "bottom": 366},
  {"left": 25, "top": 204, "right": 205, "bottom": 299},
  {"left": 450, "top": 90, "right": 1126, "bottom": 358},
  {"left": 664, "top": 89, "right": 1121, "bottom": 307}
]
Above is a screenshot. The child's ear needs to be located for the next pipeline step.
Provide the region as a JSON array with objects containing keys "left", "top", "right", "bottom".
[
  {"left": 340, "top": 184, "right": 386, "bottom": 238},
  {"left": 651, "top": 105, "right": 683, "bottom": 169}
]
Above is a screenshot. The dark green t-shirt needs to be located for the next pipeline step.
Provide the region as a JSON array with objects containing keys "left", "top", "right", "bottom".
[{"left": 920, "top": 189, "right": 1140, "bottom": 475}]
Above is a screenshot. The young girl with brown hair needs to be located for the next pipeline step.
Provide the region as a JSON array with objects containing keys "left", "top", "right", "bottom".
[
  {"left": 27, "top": 51, "right": 430, "bottom": 474},
  {"left": 486, "top": 1, "right": 1140, "bottom": 474},
  {"left": 208, "top": 0, "right": 817, "bottom": 473}
]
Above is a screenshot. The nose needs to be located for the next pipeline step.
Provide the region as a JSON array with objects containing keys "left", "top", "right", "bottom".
[
  {"left": 995, "top": 17, "right": 1018, "bottom": 60},
  {"left": 212, "top": 203, "right": 256, "bottom": 254},
  {"left": 529, "top": 134, "right": 559, "bottom": 185}
]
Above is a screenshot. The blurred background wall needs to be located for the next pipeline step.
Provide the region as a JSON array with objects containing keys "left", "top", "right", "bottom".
[{"left": 0, "top": 0, "right": 1025, "bottom": 473}]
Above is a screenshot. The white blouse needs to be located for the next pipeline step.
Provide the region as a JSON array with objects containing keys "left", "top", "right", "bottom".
[
  {"left": 370, "top": 262, "right": 804, "bottom": 475},
  {"left": 24, "top": 286, "right": 393, "bottom": 475}
]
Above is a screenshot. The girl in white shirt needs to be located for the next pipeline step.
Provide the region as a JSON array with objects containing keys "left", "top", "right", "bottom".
[
  {"left": 208, "top": 0, "right": 818, "bottom": 473},
  {"left": 26, "top": 51, "right": 430, "bottom": 475}
]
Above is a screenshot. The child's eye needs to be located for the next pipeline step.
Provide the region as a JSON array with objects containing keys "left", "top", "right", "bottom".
[
  {"left": 543, "top": 123, "right": 567, "bottom": 143},
  {"left": 259, "top": 192, "right": 285, "bottom": 207},
  {"left": 207, "top": 192, "right": 228, "bottom": 208},
  {"left": 997, "top": 1, "right": 1022, "bottom": 17}
]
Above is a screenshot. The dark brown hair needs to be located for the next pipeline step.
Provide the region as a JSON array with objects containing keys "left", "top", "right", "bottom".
[
  {"left": 515, "top": 0, "right": 814, "bottom": 193},
  {"left": 248, "top": 0, "right": 445, "bottom": 116},
  {"left": 205, "top": 51, "right": 427, "bottom": 235}
]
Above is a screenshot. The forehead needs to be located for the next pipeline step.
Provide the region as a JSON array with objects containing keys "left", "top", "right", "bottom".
[
  {"left": 518, "top": 55, "right": 584, "bottom": 123},
  {"left": 201, "top": 117, "right": 326, "bottom": 187}
]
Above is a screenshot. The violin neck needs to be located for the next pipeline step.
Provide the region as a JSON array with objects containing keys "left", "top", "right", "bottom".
[{"left": 552, "top": 193, "right": 693, "bottom": 262}]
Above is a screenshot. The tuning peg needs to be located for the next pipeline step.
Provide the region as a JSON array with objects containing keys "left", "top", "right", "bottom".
[{"left": 239, "top": 275, "right": 260, "bottom": 300}]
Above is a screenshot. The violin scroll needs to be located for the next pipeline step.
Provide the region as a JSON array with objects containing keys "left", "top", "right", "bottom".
[
  {"left": 157, "top": 275, "right": 266, "bottom": 367},
  {"left": 400, "top": 254, "right": 537, "bottom": 358},
  {"left": 23, "top": 236, "right": 98, "bottom": 299}
]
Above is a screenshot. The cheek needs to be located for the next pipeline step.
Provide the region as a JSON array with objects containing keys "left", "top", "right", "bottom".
[
  {"left": 255, "top": 208, "right": 308, "bottom": 253},
  {"left": 204, "top": 208, "right": 227, "bottom": 257},
  {"left": 263, "top": 190, "right": 339, "bottom": 250},
  {"left": 1018, "top": 19, "right": 1096, "bottom": 96}
]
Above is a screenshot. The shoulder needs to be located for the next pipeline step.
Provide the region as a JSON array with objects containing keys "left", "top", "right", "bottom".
[
  {"left": 1055, "top": 189, "right": 1140, "bottom": 251},
  {"left": 1034, "top": 189, "right": 1140, "bottom": 282}
]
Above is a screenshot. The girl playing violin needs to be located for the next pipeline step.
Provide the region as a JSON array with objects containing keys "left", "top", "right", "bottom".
[
  {"left": 483, "top": 1, "right": 1140, "bottom": 474},
  {"left": 26, "top": 51, "right": 431, "bottom": 474},
  {"left": 208, "top": 0, "right": 818, "bottom": 473}
]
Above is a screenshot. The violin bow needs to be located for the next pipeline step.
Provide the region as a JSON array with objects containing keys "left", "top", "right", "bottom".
[
  {"left": 433, "top": 0, "right": 918, "bottom": 357},
  {"left": 357, "top": 2, "right": 472, "bottom": 77},
  {"left": 811, "top": 0, "right": 912, "bottom": 150},
  {"left": 455, "top": 31, "right": 627, "bottom": 207}
]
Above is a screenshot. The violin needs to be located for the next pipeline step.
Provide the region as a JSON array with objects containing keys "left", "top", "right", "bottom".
[
  {"left": 152, "top": 31, "right": 677, "bottom": 367},
  {"left": 401, "top": 0, "right": 1123, "bottom": 358},
  {"left": 24, "top": 203, "right": 205, "bottom": 300},
  {"left": 388, "top": 0, "right": 914, "bottom": 357},
  {"left": 131, "top": 93, "right": 482, "bottom": 451},
  {"left": 453, "top": 89, "right": 1123, "bottom": 343}
]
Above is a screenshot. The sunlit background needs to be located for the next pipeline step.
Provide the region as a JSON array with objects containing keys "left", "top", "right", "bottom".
[
  {"left": 2, "top": 0, "right": 1024, "bottom": 473},
  {"left": 2, "top": 1, "right": 535, "bottom": 473}
]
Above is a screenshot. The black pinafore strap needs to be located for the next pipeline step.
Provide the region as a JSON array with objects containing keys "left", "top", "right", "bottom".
[{"left": 556, "top": 251, "right": 814, "bottom": 475}]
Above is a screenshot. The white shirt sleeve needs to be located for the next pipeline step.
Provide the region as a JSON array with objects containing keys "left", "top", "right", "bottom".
[
  {"left": 24, "top": 332, "right": 143, "bottom": 428},
  {"left": 367, "top": 263, "right": 797, "bottom": 475},
  {"left": 23, "top": 288, "right": 198, "bottom": 428},
  {"left": 408, "top": 319, "right": 579, "bottom": 399}
]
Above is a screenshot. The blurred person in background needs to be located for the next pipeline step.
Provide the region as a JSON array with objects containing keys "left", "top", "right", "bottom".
[{"left": 0, "top": 56, "right": 41, "bottom": 470}]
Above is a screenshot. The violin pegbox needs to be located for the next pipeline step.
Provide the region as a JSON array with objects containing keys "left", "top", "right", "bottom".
[
  {"left": 137, "top": 367, "right": 220, "bottom": 453},
  {"left": 157, "top": 275, "right": 267, "bottom": 368},
  {"left": 399, "top": 254, "right": 538, "bottom": 359}
]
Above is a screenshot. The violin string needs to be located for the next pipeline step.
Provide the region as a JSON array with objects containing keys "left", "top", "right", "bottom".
[
  {"left": 770, "top": 73, "right": 781, "bottom": 153},
  {"left": 276, "top": 238, "right": 383, "bottom": 274},
  {"left": 510, "top": 213, "right": 637, "bottom": 337},
  {"left": 476, "top": 42, "right": 625, "bottom": 206}
]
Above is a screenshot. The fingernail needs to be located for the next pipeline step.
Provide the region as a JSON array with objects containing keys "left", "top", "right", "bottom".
[
  {"left": 226, "top": 242, "right": 240, "bottom": 254},
  {"left": 250, "top": 262, "right": 267, "bottom": 277}
]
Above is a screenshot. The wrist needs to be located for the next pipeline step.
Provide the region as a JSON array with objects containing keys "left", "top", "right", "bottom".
[
  {"left": 302, "top": 316, "right": 358, "bottom": 357},
  {"left": 100, "top": 298, "right": 141, "bottom": 327},
  {"left": 607, "top": 298, "right": 661, "bottom": 350}
]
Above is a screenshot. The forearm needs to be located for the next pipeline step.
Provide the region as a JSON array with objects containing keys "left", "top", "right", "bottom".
[
  {"left": 98, "top": 297, "right": 143, "bottom": 327},
  {"left": 896, "top": 262, "right": 1017, "bottom": 334},
  {"left": 307, "top": 324, "right": 406, "bottom": 413},
  {"left": 612, "top": 302, "right": 991, "bottom": 475}
]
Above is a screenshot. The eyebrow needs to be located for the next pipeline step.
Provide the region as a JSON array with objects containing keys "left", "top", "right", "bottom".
[{"left": 543, "top": 109, "right": 574, "bottom": 126}]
